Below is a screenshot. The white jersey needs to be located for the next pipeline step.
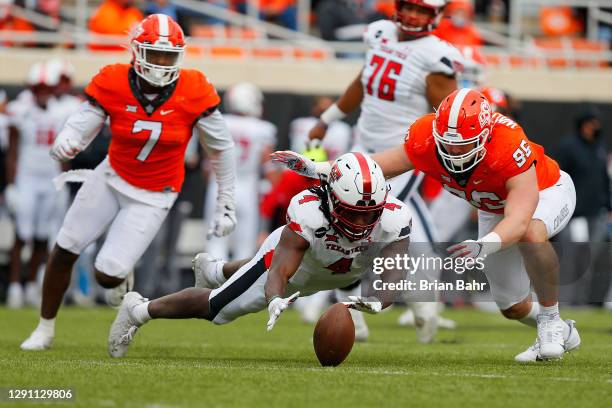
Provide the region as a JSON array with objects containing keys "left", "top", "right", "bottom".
[
  {"left": 224, "top": 114, "right": 276, "bottom": 180},
  {"left": 358, "top": 20, "right": 464, "bottom": 152},
  {"left": 51, "top": 94, "right": 82, "bottom": 127},
  {"left": 289, "top": 117, "right": 352, "bottom": 160},
  {"left": 7, "top": 96, "right": 64, "bottom": 179},
  {"left": 285, "top": 189, "right": 412, "bottom": 295}
]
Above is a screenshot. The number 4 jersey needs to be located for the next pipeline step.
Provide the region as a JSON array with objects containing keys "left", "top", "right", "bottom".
[
  {"left": 283, "top": 189, "right": 412, "bottom": 295},
  {"left": 85, "top": 64, "right": 220, "bottom": 192},
  {"left": 404, "top": 112, "right": 561, "bottom": 214},
  {"left": 358, "top": 20, "right": 464, "bottom": 152}
]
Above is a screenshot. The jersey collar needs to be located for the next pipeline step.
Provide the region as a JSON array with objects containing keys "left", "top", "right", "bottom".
[{"left": 128, "top": 68, "right": 178, "bottom": 116}]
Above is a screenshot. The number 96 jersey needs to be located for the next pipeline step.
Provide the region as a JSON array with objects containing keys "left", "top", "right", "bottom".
[
  {"left": 404, "top": 113, "right": 561, "bottom": 214},
  {"left": 283, "top": 189, "right": 412, "bottom": 295},
  {"left": 358, "top": 20, "right": 464, "bottom": 152},
  {"left": 85, "top": 64, "right": 220, "bottom": 192}
]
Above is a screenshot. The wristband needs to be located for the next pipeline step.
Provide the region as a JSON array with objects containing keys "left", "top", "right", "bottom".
[
  {"left": 478, "top": 232, "right": 502, "bottom": 256},
  {"left": 267, "top": 295, "right": 281, "bottom": 305},
  {"left": 320, "top": 103, "right": 346, "bottom": 125}
]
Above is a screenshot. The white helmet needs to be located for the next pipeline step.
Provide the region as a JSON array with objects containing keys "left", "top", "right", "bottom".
[
  {"left": 325, "top": 153, "right": 388, "bottom": 241},
  {"left": 47, "top": 58, "right": 75, "bottom": 80},
  {"left": 27, "top": 62, "right": 60, "bottom": 87},
  {"left": 224, "top": 82, "right": 263, "bottom": 118}
]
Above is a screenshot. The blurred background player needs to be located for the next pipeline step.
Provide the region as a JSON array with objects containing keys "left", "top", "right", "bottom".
[
  {"left": 20, "top": 14, "right": 237, "bottom": 351},
  {"left": 204, "top": 82, "right": 276, "bottom": 261},
  {"left": 4, "top": 62, "right": 67, "bottom": 309},
  {"left": 308, "top": 0, "right": 463, "bottom": 343},
  {"left": 434, "top": 0, "right": 483, "bottom": 47},
  {"left": 289, "top": 96, "right": 352, "bottom": 161},
  {"left": 47, "top": 59, "right": 82, "bottom": 121}
]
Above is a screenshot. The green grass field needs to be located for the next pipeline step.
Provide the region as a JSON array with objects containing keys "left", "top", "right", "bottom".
[{"left": 1, "top": 306, "right": 611, "bottom": 408}]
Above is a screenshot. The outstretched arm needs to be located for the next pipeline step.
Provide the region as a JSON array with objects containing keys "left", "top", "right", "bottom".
[
  {"left": 448, "top": 165, "right": 539, "bottom": 259},
  {"left": 493, "top": 164, "right": 540, "bottom": 246},
  {"left": 270, "top": 144, "right": 414, "bottom": 180},
  {"left": 264, "top": 226, "right": 310, "bottom": 302},
  {"left": 309, "top": 71, "right": 363, "bottom": 142},
  {"left": 371, "top": 145, "right": 415, "bottom": 179},
  {"left": 264, "top": 226, "right": 310, "bottom": 330}
]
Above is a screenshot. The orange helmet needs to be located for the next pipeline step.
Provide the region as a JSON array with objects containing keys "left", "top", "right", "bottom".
[
  {"left": 433, "top": 88, "right": 492, "bottom": 173},
  {"left": 130, "top": 14, "right": 186, "bottom": 87},
  {"left": 480, "top": 86, "right": 508, "bottom": 112}
]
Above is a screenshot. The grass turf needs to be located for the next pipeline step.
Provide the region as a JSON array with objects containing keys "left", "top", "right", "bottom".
[{"left": 1, "top": 306, "right": 611, "bottom": 408}]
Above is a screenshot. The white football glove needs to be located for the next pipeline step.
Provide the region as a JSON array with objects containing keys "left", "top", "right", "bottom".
[
  {"left": 266, "top": 291, "right": 300, "bottom": 331},
  {"left": 50, "top": 134, "right": 81, "bottom": 162},
  {"left": 269, "top": 150, "right": 319, "bottom": 179},
  {"left": 447, "top": 233, "right": 502, "bottom": 260},
  {"left": 342, "top": 296, "right": 382, "bottom": 314},
  {"left": 207, "top": 199, "right": 237, "bottom": 239},
  {"left": 3, "top": 184, "right": 18, "bottom": 214},
  {"left": 447, "top": 240, "right": 485, "bottom": 260}
]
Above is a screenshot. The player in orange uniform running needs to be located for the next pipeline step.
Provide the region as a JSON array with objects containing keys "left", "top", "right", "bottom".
[
  {"left": 273, "top": 88, "right": 581, "bottom": 362},
  {"left": 21, "top": 14, "right": 237, "bottom": 351}
]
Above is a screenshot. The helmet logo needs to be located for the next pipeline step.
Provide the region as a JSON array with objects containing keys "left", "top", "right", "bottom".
[
  {"left": 329, "top": 163, "right": 343, "bottom": 183},
  {"left": 478, "top": 101, "right": 491, "bottom": 128}
]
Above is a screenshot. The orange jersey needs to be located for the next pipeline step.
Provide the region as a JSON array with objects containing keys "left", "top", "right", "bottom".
[
  {"left": 404, "top": 113, "right": 560, "bottom": 214},
  {"left": 85, "top": 64, "right": 220, "bottom": 192}
]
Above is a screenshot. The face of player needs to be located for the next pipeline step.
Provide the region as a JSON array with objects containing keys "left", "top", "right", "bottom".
[
  {"left": 396, "top": 3, "right": 435, "bottom": 37},
  {"left": 442, "top": 141, "right": 477, "bottom": 157},
  {"left": 55, "top": 76, "right": 72, "bottom": 97},
  {"left": 30, "top": 84, "right": 55, "bottom": 108},
  {"left": 340, "top": 208, "right": 380, "bottom": 227},
  {"left": 333, "top": 204, "right": 384, "bottom": 241},
  {"left": 145, "top": 49, "right": 180, "bottom": 67}
]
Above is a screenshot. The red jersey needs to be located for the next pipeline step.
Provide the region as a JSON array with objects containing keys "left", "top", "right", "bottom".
[
  {"left": 404, "top": 113, "right": 560, "bottom": 214},
  {"left": 85, "top": 64, "right": 220, "bottom": 192},
  {"left": 260, "top": 170, "right": 320, "bottom": 221}
]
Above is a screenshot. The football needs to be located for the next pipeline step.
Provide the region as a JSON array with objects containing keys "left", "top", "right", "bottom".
[{"left": 313, "top": 303, "right": 355, "bottom": 366}]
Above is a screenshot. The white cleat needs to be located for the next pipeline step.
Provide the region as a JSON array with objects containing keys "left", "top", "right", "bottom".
[
  {"left": 7, "top": 283, "right": 24, "bottom": 309},
  {"left": 515, "top": 319, "right": 581, "bottom": 362},
  {"left": 20, "top": 330, "right": 53, "bottom": 351},
  {"left": 24, "top": 282, "right": 41, "bottom": 308},
  {"left": 412, "top": 302, "right": 438, "bottom": 344},
  {"left": 348, "top": 308, "right": 369, "bottom": 342},
  {"left": 108, "top": 291, "right": 147, "bottom": 358},
  {"left": 105, "top": 270, "right": 135, "bottom": 308},
  {"left": 192, "top": 253, "right": 225, "bottom": 289},
  {"left": 537, "top": 315, "right": 565, "bottom": 359}
]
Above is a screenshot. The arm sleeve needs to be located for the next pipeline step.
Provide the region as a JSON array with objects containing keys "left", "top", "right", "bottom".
[
  {"left": 57, "top": 101, "right": 107, "bottom": 151},
  {"left": 195, "top": 109, "right": 236, "bottom": 205}
]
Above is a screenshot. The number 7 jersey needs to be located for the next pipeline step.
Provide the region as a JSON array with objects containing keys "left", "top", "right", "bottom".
[
  {"left": 403, "top": 112, "right": 561, "bottom": 214},
  {"left": 84, "top": 64, "right": 221, "bottom": 192},
  {"left": 358, "top": 20, "right": 464, "bottom": 152}
]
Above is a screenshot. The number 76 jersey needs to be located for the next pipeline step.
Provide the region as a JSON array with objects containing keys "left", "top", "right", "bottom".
[
  {"left": 85, "top": 63, "right": 220, "bottom": 192},
  {"left": 358, "top": 20, "right": 464, "bottom": 152},
  {"left": 404, "top": 112, "right": 561, "bottom": 214}
]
